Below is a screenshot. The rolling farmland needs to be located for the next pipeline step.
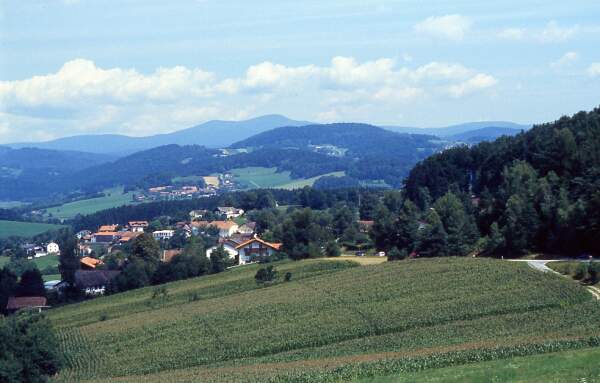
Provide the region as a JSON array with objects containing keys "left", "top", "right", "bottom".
[
  {"left": 50, "top": 258, "right": 600, "bottom": 382},
  {"left": 42, "top": 187, "right": 138, "bottom": 220},
  {"left": 0, "top": 220, "right": 66, "bottom": 238}
]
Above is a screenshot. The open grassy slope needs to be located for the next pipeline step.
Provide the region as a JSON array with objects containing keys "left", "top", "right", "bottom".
[
  {"left": 50, "top": 258, "right": 600, "bottom": 383},
  {"left": 0, "top": 220, "right": 66, "bottom": 238},
  {"left": 42, "top": 187, "right": 138, "bottom": 220},
  {"left": 357, "top": 347, "right": 600, "bottom": 383},
  {"left": 231, "top": 166, "right": 345, "bottom": 190}
]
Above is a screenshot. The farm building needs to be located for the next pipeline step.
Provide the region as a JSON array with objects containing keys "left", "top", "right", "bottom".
[
  {"left": 74, "top": 270, "right": 120, "bottom": 296},
  {"left": 6, "top": 296, "right": 49, "bottom": 313},
  {"left": 46, "top": 241, "right": 60, "bottom": 254}
]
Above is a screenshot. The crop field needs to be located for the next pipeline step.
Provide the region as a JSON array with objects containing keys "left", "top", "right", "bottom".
[
  {"left": 230, "top": 167, "right": 345, "bottom": 190},
  {"left": 42, "top": 187, "right": 138, "bottom": 220},
  {"left": 50, "top": 258, "right": 600, "bottom": 383},
  {"left": 357, "top": 347, "right": 600, "bottom": 383},
  {"left": 0, "top": 220, "right": 66, "bottom": 238}
]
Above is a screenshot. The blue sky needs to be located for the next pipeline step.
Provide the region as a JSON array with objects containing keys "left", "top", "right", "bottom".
[{"left": 1, "top": 0, "right": 600, "bottom": 143}]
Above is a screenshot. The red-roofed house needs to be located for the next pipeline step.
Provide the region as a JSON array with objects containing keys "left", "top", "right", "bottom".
[
  {"left": 210, "top": 221, "right": 239, "bottom": 238},
  {"left": 6, "top": 296, "right": 49, "bottom": 313},
  {"left": 235, "top": 236, "right": 282, "bottom": 264},
  {"left": 81, "top": 256, "right": 103, "bottom": 269}
]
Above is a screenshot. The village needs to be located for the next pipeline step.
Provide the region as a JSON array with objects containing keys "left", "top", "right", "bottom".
[
  {"left": 133, "top": 174, "right": 236, "bottom": 202},
  {"left": 51, "top": 206, "right": 281, "bottom": 298}
]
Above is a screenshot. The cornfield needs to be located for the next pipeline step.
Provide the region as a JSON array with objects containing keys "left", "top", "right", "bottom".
[{"left": 50, "top": 258, "right": 600, "bottom": 383}]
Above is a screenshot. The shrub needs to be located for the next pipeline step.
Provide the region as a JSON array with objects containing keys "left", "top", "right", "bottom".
[
  {"left": 387, "top": 247, "right": 407, "bottom": 261},
  {"left": 284, "top": 272, "right": 292, "bottom": 282},
  {"left": 255, "top": 265, "right": 277, "bottom": 285}
]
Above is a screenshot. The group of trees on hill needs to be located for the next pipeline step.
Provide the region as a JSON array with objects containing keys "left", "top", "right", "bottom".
[{"left": 403, "top": 107, "right": 600, "bottom": 255}]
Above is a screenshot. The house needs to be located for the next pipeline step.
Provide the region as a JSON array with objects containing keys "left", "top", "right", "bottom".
[
  {"left": 76, "top": 230, "right": 92, "bottom": 240},
  {"left": 118, "top": 231, "right": 142, "bottom": 243},
  {"left": 206, "top": 239, "right": 240, "bottom": 261},
  {"left": 6, "top": 296, "right": 49, "bottom": 313},
  {"left": 33, "top": 246, "right": 47, "bottom": 258},
  {"left": 161, "top": 249, "right": 183, "bottom": 262},
  {"left": 358, "top": 220, "right": 374, "bottom": 233},
  {"left": 77, "top": 244, "right": 93, "bottom": 257},
  {"left": 46, "top": 242, "right": 60, "bottom": 254},
  {"left": 235, "top": 236, "right": 282, "bottom": 264},
  {"left": 74, "top": 270, "right": 120, "bottom": 296},
  {"left": 216, "top": 206, "right": 244, "bottom": 219},
  {"left": 237, "top": 221, "right": 256, "bottom": 235},
  {"left": 98, "top": 224, "right": 118, "bottom": 232},
  {"left": 210, "top": 221, "right": 239, "bottom": 238},
  {"left": 189, "top": 209, "right": 208, "bottom": 220},
  {"left": 153, "top": 230, "right": 175, "bottom": 241},
  {"left": 128, "top": 221, "right": 149, "bottom": 232},
  {"left": 81, "top": 256, "right": 103, "bottom": 269},
  {"left": 91, "top": 232, "right": 119, "bottom": 243}
]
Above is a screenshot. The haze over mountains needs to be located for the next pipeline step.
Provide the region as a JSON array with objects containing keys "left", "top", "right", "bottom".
[{"left": 6, "top": 115, "right": 529, "bottom": 155}]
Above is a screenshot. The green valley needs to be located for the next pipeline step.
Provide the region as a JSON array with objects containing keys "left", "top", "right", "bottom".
[
  {"left": 0, "top": 220, "right": 66, "bottom": 239},
  {"left": 42, "top": 187, "right": 139, "bottom": 220}
]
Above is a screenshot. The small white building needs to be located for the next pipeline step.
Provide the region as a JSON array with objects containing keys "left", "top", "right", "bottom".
[
  {"left": 152, "top": 230, "right": 175, "bottom": 241},
  {"left": 206, "top": 241, "right": 239, "bottom": 260},
  {"left": 128, "top": 221, "right": 149, "bottom": 233},
  {"left": 46, "top": 242, "right": 60, "bottom": 254},
  {"left": 216, "top": 206, "right": 244, "bottom": 219},
  {"left": 211, "top": 221, "right": 239, "bottom": 238}
]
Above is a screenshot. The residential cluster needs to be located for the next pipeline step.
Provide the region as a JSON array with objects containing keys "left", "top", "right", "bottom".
[{"left": 20, "top": 241, "right": 60, "bottom": 259}]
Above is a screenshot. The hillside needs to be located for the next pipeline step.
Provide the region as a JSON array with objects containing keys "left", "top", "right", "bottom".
[
  {"left": 50, "top": 258, "right": 600, "bottom": 382},
  {"left": 404, "top": 106, "right": 600, "bottom": 255},
  {"left": 8, "top": 115, "right": 311, "bottom": 155},
  {"left": 447, "top": 126, "right": 525, "bottom": 144},
  {"left": 0, "top": 148, "right": 116, "bottom": 201}
]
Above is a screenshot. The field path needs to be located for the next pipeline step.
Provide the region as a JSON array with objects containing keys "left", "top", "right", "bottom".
[{"left": 509, "top": 259, "right": 600, "bottom": 301}]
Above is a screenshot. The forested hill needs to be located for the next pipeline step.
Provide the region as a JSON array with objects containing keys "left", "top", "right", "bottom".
[
  {"left": 231, "top": 123, "right": 440, "bottom": 158},
  {"left": 404, "top": 106, "right": 600, "bottom": 254}
]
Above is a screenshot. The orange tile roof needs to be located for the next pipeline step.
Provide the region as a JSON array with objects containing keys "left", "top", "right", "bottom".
[
  {"left": 93, "top": 232, "right": 119, "bottom": 236},
  {"left": 235, "top": 237, "right": 282, "bottom": 251},
  {"left": 81, "top": 257, "right": 103, "bottom": 269},
  {"left": 210, "top": 221, "right": 238, "bottom": 230},
  {"left": 98, "top": 225, "right": 118, "bottom": 232}
]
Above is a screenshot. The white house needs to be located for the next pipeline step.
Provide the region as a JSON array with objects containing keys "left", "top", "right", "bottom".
[
  {"left": 189, "top": 209, "right": 207, "bottom": 220},
  {"left": 206, "top": 240, "right": 239, "bottom": 260},
  {"left": 210, "top": 221, "right": 239, "bottom": 238},
  {"left": 152, "top": 230, "right": 175, "bottom": 241},
  {"left": 46, "top": 242, "right": 60, "bottom": 254},
  {"left": 128, "top": 221, "right": 149, "bottom": 233},
  {"left": 235, "top": 237, "right": 282, "bottom": 265},
  {"left": 216, "top": 206, "right": 244, "bottom": 219}
]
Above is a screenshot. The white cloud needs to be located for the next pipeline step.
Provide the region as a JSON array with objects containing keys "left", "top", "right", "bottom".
[
  {"left": 498, "top": 21, "right": 578, "bottom": 43},
  {"left": 550, "top": 51, "right": 578, "bottom": 68},
  {"left": 537, "top": 21, "right": 578, "bottom": 43},
  {"left": 447, "top": 74, "right": 497, "bottom": 97},
  {"left": 414, "top": 14, "right": 472, "bottom": 41},
  {"left": 0, "top": 57, "right": 497, "bottom": 143},
  {"left": 587, "top": 63, "right": 600, "bottom": 77}
]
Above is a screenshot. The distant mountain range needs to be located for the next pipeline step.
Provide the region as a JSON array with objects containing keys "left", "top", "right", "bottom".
[
  {"left": 6, "top": 115, "right": 529, "bottom": 155},
  {"left": 0, "top": 115, "right": 532, "bottom": 203},
  {"left": 384, "top": 121, "right": 530, "bottom": 138},
  {"left": 7, "top": 115, "right": 312, "bottom": 156}
]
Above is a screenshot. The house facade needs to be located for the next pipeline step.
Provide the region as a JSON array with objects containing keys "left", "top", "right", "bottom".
[
  {"left": 235, "top": 237, "right": 282, "bottom": 265},
  {"left": 74, "top": 270, "right": 120, "bottom": 296},
  {"left": 206, "top": 240, "right": 239, "bottom": 261},
  {"left": 128, "top": 221, "right": 149, "bottom": 232},
  {"left": 211, "top": 221, "right": 239, "bottom": 238},
  {"left": 153, "top": 230, "right": 175, "bottom": 241},
  {"left": 46, "top": 242, "right": 60, "bottom": 254},
  {"left": 216, "top": 206, "right": 244, "bottom": 219}
]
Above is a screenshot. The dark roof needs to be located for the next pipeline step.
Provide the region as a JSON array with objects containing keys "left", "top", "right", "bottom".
[
  {"left": 6, "top": 296, "right": 48, "bottom": 310},
  {"left": 74, "top": 270, "right": 120, "bottom": 288}
]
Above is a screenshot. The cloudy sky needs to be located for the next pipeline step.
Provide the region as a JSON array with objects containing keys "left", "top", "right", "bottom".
[{"left": 1, "top": 0, "right": 600, "bottom": 143}]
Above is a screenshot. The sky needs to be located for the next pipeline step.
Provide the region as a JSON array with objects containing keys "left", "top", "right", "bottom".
[{"left": 1, "top": 0, "right": 600, "bottom": 143}]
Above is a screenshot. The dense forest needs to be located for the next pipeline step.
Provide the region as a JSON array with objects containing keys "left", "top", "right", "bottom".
[{"left": 402, "top": 107, "right": 600, "bottom": 255}]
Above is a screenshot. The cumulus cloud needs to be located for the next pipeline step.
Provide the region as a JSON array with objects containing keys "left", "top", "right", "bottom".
[
  {"left": 0, "top": 57, "right": 497, "bottom": 143},
  {"left": 497, "top": 21, "right": 578, "bottom": 43},
  {"left": 414, "top": 14, "right": 472, "bottom": 41},
  {"left": 550, "top": 51, "right": 578, "bottom": 68},
  {"left": 587, "top": 63, "right": 600, "bottom": 77}
]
